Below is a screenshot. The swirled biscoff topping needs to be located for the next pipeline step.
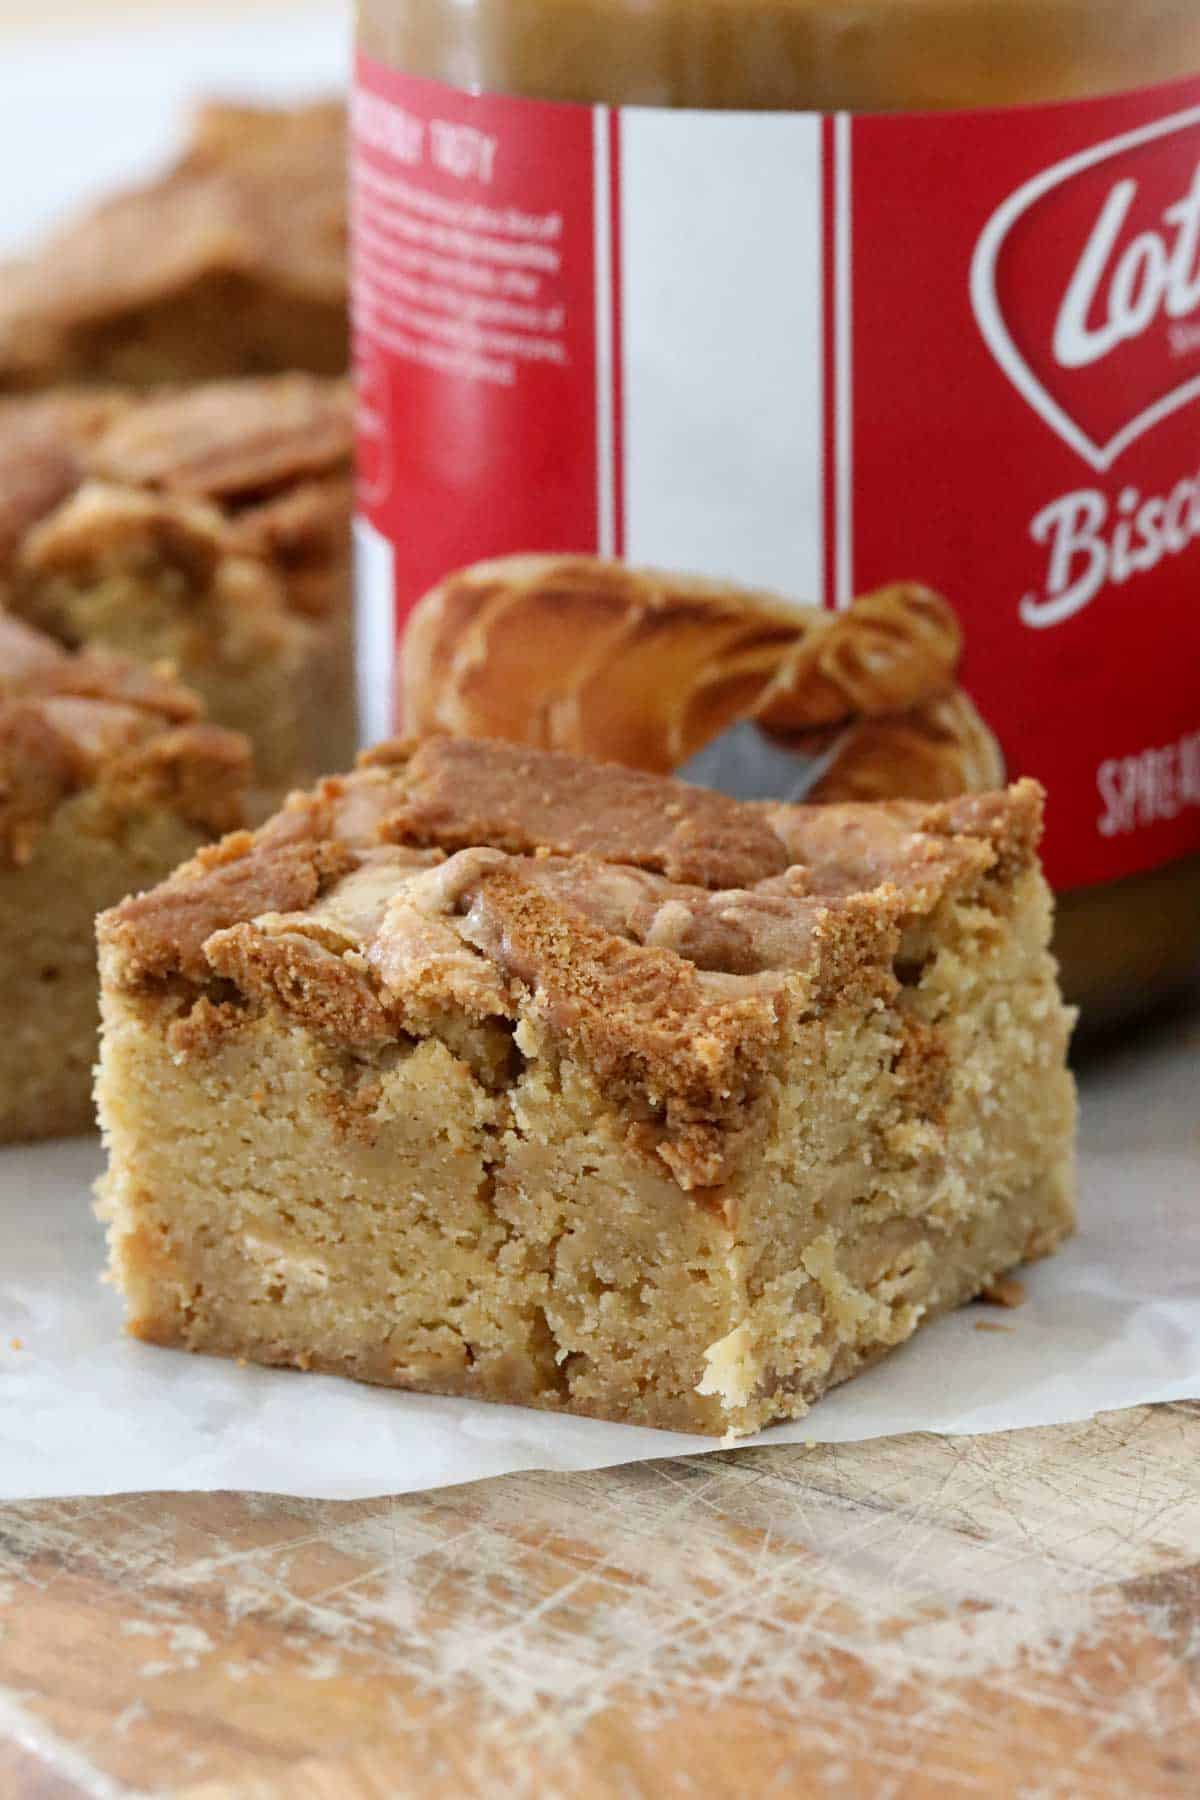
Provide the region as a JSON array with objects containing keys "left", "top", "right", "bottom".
[
  {"left": 0, "top": 374, "right": 352, "bottom": 618},
  {"left": 100, "top": 737, "right": 1044, "bottom": 1147},
  {"left": 85, "top": 376, "right": 352, "bottom": 501},
  {"left": 0, "top": 615, "right": 249, "bottom": 864}
]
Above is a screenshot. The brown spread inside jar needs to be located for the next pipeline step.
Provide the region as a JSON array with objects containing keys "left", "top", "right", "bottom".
[
  {"left": 355, "top": 0, "right": 1200, "bottom": 1026},
  {"left": 361, "top": 0, "right": 1200, "bottom": 112}
]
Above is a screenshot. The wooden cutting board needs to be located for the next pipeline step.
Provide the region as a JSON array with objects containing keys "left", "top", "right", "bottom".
[{"left": 1, "top": 1403, "right": 1197, "bottom": 1797}]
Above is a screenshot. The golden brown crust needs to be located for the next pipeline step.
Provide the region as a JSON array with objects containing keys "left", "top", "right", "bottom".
[
  {"left": 183, "top": 99, "right": 346, "bottom": 185},
  {"left": 203, "top": 920, "right": 394, "bottom": 1048},
  {"left": 0, "top": 102, "right": 346, "bottom": 391},
  {"left": 0, "top": 613, "right": 70, "bottom": 683},
  {"left": 0, "top": 379, "right": 354, "bottom": 795},
  {"left": 0, "top": 704, "right": 78, "bottom": 865},
  {"left": 926, "top": 780, "right": 1047, "bottom": 884},
  {"left": 0, "top": 429, "right": 84, "bottom": 568},
  {"left": 222, "top": 474, "right": 354, "bottom": 622},
  {"left": 86, "top": 375, "right": 352, "bottom": 499},
  {"left": 764, "top": 777, "right": 1043, "bottom": 901},
  {"left": 0, "top": 371, "right": 355, "bottom": 799},
  {"left": 0, "top": 391, "right": 129, "bottom": 570},
  {"left": 100, "top": 723, "right": 251, "bottom": 839},
  {"left": 462, "top": 860, "right": 791, "bottom": 1128},
  {"left": 382, "top": 735, "right": 792, "bottom": 888},
  {"left": 101, "top": 837, "right": 356, "bottom": 986},
  {"left": 18, "top": 480, "right": 226, "bottom": 588},
  {"left": 0, "top": 613, "right": 197, "bottom": 712},
  {"left": 97, "top": 738, "right": 1044, "bottom": 1171},
  {"left": 0, "top": 389, "right": 133, "bottom": 443},
  {"left": 0, "top": 616, "right": 249, "bottom": 862},
  {"left": 0, "top": 374, "right": 350, "bottom": 585}
]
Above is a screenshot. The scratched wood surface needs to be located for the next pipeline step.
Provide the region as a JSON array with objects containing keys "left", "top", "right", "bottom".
[{"left": 1, "top": 1403, "right": 1198, "bottom": 1798}]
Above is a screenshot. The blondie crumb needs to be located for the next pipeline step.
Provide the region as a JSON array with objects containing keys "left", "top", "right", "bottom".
[{"left": 980, "top": 1274, "right": 1028, "bottom": 1309}]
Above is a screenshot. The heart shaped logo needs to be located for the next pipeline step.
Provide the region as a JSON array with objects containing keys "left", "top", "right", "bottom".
[{"left": 971, "top": 103, "right": 1200, "bottom": 472}]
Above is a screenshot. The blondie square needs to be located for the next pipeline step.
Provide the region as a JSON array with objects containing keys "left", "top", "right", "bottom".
[
  {"left": 0, "top": 374, "right": 354, "bottom": 800},
  {"left": 0, "top": 100, "right": 346, "bottom": 391},
  {"left": 0, "top": 616, "right": 249, "bottom": 1143},
  {"left": 96, "top": 738, "right": 1076, "bottom": 1434}
]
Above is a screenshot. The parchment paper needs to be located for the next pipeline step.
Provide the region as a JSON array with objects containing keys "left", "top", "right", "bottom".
[{"left": 1, "top": 1018, "right": 1195, "bottom": 1500}]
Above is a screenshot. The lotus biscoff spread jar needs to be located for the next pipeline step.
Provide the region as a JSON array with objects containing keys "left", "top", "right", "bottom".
[{"left": 352, "top": 0, "right": 1200, "bottom": 1026}]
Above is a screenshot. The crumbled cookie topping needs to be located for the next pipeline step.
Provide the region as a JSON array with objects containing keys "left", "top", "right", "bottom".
[
  {"left": 0, "top": 615, "right": 249, "bottom": 862},
  {"left": 100, "top": 737, "right": 1043, "bottom": 1182}
]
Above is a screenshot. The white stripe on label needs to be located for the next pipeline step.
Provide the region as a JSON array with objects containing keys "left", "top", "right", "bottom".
[
  {"left": 618, "top": 109, "right": 824, "bottom": 602},
  {"left": 353, "top": 515, "right": 396, "bottom": 748},
  {"left": 834, "top": 112, "right": 855, "bottom": 609},
  {"left": 592, "top": 107, "right": 617, "bottom": 560}
]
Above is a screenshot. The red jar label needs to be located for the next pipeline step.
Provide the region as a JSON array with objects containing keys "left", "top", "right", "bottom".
[{"left": 352, "top": 57, "right": 1200, "bottom": 892}]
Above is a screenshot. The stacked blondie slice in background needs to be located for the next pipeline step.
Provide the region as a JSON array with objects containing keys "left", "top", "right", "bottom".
[
  {"left": 0, "top": 373, "right": 355, "bottom": 801},
  {"left": 0, "top": 100, "right": 353, "bottom": 1142},
  {"left": 0, "top": 100, "right": 346, "bottom": 391},
  {"left": 0, "top": 615, "right": 249, "bottom": 1141}
]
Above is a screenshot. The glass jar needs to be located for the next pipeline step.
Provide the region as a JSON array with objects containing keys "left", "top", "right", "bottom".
[
  {"left": 362, "top": 0, "right": 1200, "bottom": 112},
  {"left": 353, "top": 0, "right": 1200, "bottom": 1026}
]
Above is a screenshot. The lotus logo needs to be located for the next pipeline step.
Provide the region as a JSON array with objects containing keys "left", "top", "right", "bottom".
[{"left": 971, "top": 105, "right": 1200, "bottom": 471}]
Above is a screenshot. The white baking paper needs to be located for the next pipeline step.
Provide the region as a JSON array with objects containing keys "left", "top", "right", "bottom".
[{"left": 1, "top": 1017, "right": 1195, "bottom": 1500}]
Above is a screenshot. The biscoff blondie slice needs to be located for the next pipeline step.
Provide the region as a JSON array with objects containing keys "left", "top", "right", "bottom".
[
  {"left": 0, "top": 375, "right": 354, "bottom": 801},
  {"left": 0, "top": 99, "right": 345, "bottom": 392},
  {"left": 0, "top": 615, "right": 249, "bottom": 1142},
  {"left": 96, "top": 738, "right": 1076, "bottom": 1434}
]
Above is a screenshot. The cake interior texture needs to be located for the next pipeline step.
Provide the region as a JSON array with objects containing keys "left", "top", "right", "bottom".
[
  {"left": 0, "top": 375, "right": 355, "bottom": 801},
  {"left": 96, "top": 737, "right": 1077, "bottom": 1435},
  {"left": 0, "top": 616, "right": 248, "bottom": 1142}
]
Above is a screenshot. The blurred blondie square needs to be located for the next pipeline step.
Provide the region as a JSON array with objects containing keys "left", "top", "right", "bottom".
[
  {"left": 0, "top": 100, "right": 346, "bottom": 391},
  {"left": 0, "top": 374, "right": 355, "bottom": 801},
  {"left": 0, "top": 616, "right": 248, "bottom": 1142}
]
